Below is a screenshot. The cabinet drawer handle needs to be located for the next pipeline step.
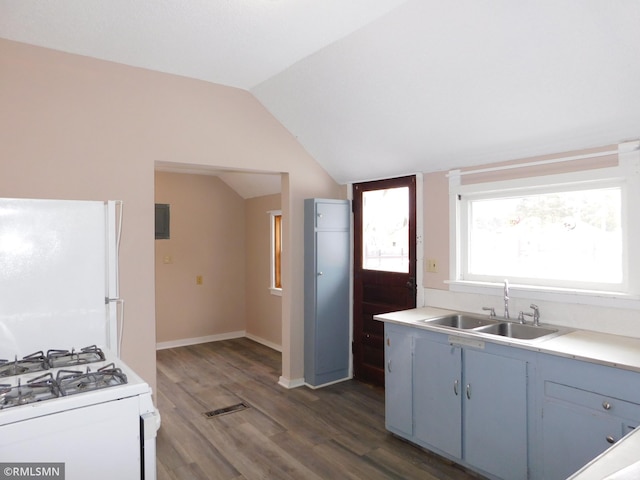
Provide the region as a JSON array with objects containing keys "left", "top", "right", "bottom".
[
  {"left": 466, "top": 384, "right": 471, "bottom": 400},
  {"left": 602, "top": 401, "right": 612, "bottom": 411},
  {"left": 317, "top": 271, "right": 323, "bottom": 276},
  {"left": 606, "top": 435, "right": 616, "bottom": 444},
  {"left": 453, "top": 380, "right": 459, "bottom": 396},
  {"left": 387, "top": 360, "right": 392, "bottom": 373}
]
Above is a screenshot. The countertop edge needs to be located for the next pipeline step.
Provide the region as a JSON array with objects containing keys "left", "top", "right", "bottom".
[{"left": 374, "top": 308, "right": 640, "bottom": 373}]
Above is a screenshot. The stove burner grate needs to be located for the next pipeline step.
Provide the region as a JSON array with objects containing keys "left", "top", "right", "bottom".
[
  {"left": 47, "top": 345, "right": 106, "bottom": 368},
  {"left": 0, "top": 346, "right": 108, "bottom": 380},
  {"left": 0, "top": 373, "right": 60, "bottom": 410},
  {"left": 0, "top": 351, "right": 48, "bottom": 378},
  {"left": 57, "top": 363, "right": 127, "bottom": 396},
  {"left": 0, "top": 347, "right": 127, "bottom": 409}
]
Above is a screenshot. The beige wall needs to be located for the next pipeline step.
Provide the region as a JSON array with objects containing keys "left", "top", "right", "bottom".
[
  {"left": 0, "top": 38, "right": 342, "bottom": 393},
  {"left": 154, "top": 172, "right": 246, "bottom": 344},
  {"left": 245, "top": 193, "right": 282, "bottom": 349},
  {"left": 422, "top": 171, "right": 450, "bottom": 289}
]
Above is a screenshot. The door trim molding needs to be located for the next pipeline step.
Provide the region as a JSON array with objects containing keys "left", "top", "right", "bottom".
[
  {"left": 349, "top": 174, "right": 422, "bottom": 385},
  {"left": 415, "top": 172, "right": 424, "bottom": 307}
]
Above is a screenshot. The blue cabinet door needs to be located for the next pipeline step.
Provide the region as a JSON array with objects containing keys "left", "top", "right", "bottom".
[
  {"left": 385, "top": 325, "right": 413, "bottom": 436},
  {"left": 541, "top": 399, "right": 624, "bottom": 480},
  {"left": 414, "top": 337, "right": 462, "bottom": 458},
  {"left": 315, "top": 201, "right": 350, "bottom": 230},
  {"left": 464, "top": 349, "right": 528, "bottom": 480},
  {"left": 315, "top": 229, "right": 350, "bottom": 376}
]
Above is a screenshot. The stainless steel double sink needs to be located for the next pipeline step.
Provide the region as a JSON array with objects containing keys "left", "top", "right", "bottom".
[{"left": 420, "top": 313, "right": 562, "bottom": 341}]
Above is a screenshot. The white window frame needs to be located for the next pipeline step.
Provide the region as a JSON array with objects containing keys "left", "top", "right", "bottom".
[
  {"left": 269, "top": 210, "right": 282, "bottom": 296},
  {"left": 447, "top": 142, "right": 640, "bottom": 307}
]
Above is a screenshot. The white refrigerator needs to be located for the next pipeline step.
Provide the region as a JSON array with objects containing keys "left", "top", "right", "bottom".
[{"left": 0, "top": 197, "right": 121, "bottom": 356}]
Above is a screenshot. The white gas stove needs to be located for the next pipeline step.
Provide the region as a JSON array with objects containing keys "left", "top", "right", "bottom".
[{"left": 0, "top": 345, "right": 158, "bottom": 480}]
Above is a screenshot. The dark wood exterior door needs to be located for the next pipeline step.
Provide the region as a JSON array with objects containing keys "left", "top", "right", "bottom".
[{"left": 353, "top": 175, "right": 417, "bottom": 387}]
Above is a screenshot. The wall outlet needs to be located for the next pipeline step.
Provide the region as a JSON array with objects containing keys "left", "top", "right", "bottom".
[
  {"left": 196, "top": 275, "right": 203, "bottom": 285},
  {"left": 426, "top": 259, "right": 438, "bottom": 273}
]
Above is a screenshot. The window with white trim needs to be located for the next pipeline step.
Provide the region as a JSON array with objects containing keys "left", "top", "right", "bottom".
[{"left": 449, "top": 142, "right": 640, "bottom": 298}]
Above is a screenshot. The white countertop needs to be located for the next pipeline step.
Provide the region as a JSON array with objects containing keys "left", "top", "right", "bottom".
[
  {"left": 375, "top": 306, "right": 640, "bottom": 372},
  {"left": 375, "top": 306, "right": 640, "bottom": 476},
  {"left": 542, "top": 330, "right": 640, "bottom": 372}
]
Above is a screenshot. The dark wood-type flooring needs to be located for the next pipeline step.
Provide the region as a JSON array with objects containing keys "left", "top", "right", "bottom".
[{"left": 156, "top": 338, "right": 481, "bottom": 480}]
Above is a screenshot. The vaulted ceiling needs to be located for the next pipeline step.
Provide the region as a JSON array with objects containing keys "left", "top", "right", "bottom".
[{"left": 2, "top": 1, "right": 639, "bottom": 197}]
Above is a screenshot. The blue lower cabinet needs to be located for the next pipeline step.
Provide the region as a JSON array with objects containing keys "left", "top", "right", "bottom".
[
  {"left": 537, "top": 354, "right": 640, "bottom": 480},
  {"left": 385, "top": 325, "right": 529, "bottom": 480},
  {"left": 383, "top": 321, "right": 640, "bottom": 480},
  {"left": 414, "top": 334, "right": 528, "bottom": 480}
]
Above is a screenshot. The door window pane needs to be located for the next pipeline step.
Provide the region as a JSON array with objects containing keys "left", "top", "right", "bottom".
[{"left": 362, "top": 187, "right": 409, "bottom": 273}]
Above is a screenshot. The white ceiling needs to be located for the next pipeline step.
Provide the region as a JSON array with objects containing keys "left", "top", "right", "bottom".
[{"left": 2, "top": 0, "right": 640, "bottom": 195}]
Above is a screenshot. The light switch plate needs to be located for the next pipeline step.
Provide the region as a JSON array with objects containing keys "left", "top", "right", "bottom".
[{"left": 426, "top": 259, "right": 438, "bottom": 273}]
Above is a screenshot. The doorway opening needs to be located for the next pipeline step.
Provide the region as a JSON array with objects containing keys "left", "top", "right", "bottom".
[{"left": 153, "top": 163, "right": 285, "bottom": 375}]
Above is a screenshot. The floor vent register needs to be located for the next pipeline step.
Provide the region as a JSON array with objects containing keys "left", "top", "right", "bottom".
[{"left": 203, "top": 402, "right": 250, "bottom": 418}]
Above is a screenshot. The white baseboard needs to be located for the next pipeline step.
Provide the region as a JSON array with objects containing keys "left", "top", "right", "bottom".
[
  {"left": 156, "top": 330, "right": 246, "bottom": 350},
  {"left": 245, "top": 333, "right": 282, "bottom": 352},
  {"left": 278, "top": 376, "right": 305, "bottom": 389},
  {"left": 304, "top": 376, "right": 351, "bottom": 390}
]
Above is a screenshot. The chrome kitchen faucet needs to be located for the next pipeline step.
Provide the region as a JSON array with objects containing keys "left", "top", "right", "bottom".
[{"left": 503, "top": 279, "right": 510, "bottom": 320}]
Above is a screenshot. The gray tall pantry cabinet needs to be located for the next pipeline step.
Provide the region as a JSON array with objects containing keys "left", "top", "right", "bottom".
[{"left": 304, "top": 198, "right": 351, "bottom": 387}]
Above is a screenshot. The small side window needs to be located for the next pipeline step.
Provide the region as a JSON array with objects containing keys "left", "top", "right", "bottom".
[{"left": 269, "top": 210, "right": 282, "bottom": 294}]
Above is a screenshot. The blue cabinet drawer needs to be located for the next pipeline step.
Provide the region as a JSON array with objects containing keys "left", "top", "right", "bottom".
[{"left": 545, "top": 381, "right": 640, "bottom": 421}]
